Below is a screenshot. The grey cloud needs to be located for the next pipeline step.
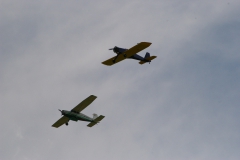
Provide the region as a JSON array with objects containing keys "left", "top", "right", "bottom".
[{"left": 1, "top": 0, "right": 240, "bottom": 160}]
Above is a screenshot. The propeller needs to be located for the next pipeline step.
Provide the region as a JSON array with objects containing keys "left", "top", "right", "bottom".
[
  {"left": 109, "top": 46, "right": 117, "bottom": 50},
  {"left": 58, "top": 109, "right": 63, "bottom": 115}
]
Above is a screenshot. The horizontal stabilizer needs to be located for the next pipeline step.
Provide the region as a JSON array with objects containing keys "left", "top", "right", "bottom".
[
  {"left": 87, "top": 115, "right": 105, "bottom": 127},
  {"left": 139, "top": 56, "right": 157, "bottom": 64}
]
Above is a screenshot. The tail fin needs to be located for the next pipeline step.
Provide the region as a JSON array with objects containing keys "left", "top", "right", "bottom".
[
  {"left": 144, "top": 52, "right": 150, "bottom": 59},
  {"left": 87, "top": 115, "right": 105, "bottom": 127},
  {"left": 93, "top": 113, "right": 98, "bottom": 119}
]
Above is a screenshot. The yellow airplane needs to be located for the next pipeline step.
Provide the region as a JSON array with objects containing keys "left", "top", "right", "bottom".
[{"left": 102, "top": 42, "right": 157, "bottom": 66}]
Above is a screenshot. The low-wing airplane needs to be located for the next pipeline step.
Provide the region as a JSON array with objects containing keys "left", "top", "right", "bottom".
[
  {"left": 102, "top": 42, "right": 157, "bottom": 66},
  {"left": 52, "top": 95, "right": 105, "bottom": 128}
]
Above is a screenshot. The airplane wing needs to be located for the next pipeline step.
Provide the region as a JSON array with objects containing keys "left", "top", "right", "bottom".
[
  {"left": 52, "top": 116, "right": 69, "bottom": 128},
  {"left": 71, "top": 95, "right": 97, "bottom": 113},
  {"left": 87, "top": 115, "right": 105, "bottom": 127},
  {"left": 102, "top": 42, "right": 152, "bottom": 66}
]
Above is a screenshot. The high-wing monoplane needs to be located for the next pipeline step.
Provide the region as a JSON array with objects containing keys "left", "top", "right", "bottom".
[
  {"left": 52, "top": 95, "right": 105, "bottom": 128},
  {"left": 102, "top": 42, "right": 157, "bottom": 66}
]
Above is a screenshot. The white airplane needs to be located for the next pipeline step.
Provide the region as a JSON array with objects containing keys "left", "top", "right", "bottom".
[{"left": 52, "top": 95, "right": 105, "bottom": 128}]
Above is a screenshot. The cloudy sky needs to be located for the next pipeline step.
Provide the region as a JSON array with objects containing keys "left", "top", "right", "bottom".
[{"left": 1, "top": 0, "right": 240, "bottom": 159}]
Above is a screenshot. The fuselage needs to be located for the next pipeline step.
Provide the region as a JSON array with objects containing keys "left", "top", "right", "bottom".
[
  {"left": 62, "top": 110, "right": 93, "bottom": 122},
  {"left": 113, "top": 46, "right": 148, "bottom": 62}
]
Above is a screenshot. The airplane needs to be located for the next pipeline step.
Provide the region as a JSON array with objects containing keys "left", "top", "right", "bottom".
[
  {"left": 102, "top": 42, "right": 157, "bottom": 66},
  {"left": 52, "top": 95, "right": 105, "bottom": 128}
]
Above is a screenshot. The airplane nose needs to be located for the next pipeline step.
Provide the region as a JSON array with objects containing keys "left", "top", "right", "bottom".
[{"left": 59, "top": 109, "right": 64, "bottom": 115}]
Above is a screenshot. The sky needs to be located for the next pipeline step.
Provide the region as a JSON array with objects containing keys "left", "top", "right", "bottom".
[{"left": 1, "top": 0, "right": 240, "bottom": 159}]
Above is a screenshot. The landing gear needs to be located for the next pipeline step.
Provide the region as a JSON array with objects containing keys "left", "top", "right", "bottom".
[
  {"left": 65, "top": 122, "right": 68, "bottom": 126},
  {"left": 112, "top": 60, "right": 116, "bottom": 63}
]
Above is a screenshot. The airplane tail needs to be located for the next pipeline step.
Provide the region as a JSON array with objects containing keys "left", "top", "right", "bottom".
[
  {"left": 87, "top": 115, "right": 105, "bottom": 127},
  {"left": 144, "top": 52, "right": 150, "bottom": 59},
  {"left": 139, "top": 52, "right": 157, "bottom": 64},
  {"left": 93, "top": 113, "right": 98, "bottom": 119}
]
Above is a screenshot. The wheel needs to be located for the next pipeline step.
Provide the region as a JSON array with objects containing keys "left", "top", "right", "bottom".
[{"left": 65, "top": 122, "right": 68, "bottom": 126}]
